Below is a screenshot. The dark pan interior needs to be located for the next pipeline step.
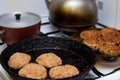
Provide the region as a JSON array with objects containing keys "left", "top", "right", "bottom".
[{"left": 0, "top": 37, "right": 96, "bottom": 80}]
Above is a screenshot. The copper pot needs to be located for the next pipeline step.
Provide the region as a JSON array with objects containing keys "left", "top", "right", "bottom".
[
  {"left": 45, "top": 0, "right": 97, "bottom": 32},
  {"left": 0, "top": 12, "right": 41, "bottom": 45}
]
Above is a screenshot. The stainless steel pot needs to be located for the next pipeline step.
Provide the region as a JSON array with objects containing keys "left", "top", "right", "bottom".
[
  {"left": 45, "top": 0, "right": 98, "bottom": 32},
  {"left": 0, "top": 12, "right": 41, "bottom": 45}
]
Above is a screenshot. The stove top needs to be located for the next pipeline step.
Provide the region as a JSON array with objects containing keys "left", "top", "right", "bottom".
[{"left": 0, "top": 23, "right": 120, "bottom": 80}]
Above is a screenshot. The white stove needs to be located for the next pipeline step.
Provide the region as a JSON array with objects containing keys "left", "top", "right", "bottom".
[{"left": 0, "top": 23, "right": 120, "bottom": 80}]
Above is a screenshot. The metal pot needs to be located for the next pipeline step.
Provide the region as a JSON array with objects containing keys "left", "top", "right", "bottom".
[
  {"left": 45, "top": 0, "right": 98, "bottom": 32},
  {"left": 0, "top": 12, "right": 41, "bottom": 45}
]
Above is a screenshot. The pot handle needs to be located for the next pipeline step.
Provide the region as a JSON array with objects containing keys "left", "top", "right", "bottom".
[{"left": 0, "top": 28, "right": 5, "bottom": 45}]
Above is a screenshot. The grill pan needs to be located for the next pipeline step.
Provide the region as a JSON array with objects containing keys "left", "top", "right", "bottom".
[{"left": 0, "top": 37, "right": 96, "bottom": 80}]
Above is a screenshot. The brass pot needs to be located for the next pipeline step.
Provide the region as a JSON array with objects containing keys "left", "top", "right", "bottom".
[{"left": 45, "top": 0, "right": 97, "bottom": 32}]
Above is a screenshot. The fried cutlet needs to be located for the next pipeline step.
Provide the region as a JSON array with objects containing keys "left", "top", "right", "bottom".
[
  {"left": 36, "top": 53, "right": 62, "bottom": 68},
  {"left": 18, "top": 63, "right": 47, "bottom": 79},
  {"left": 49, "top": 64, "right": 79, "bottom": 79},
  {"left": 8, "top": 52, "right": 31, "bottom": 69}
]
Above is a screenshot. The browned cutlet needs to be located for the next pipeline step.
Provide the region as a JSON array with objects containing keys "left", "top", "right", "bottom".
[
  {"left": 82, "top": 38, "right": 104, "bottom": 51},
  {"left": 18, "top": 63, "right": 47, "bottom": 79},
  {"left": 8, "top": 52, "right": 31, "bottom": 69},
  {"left": 49, "top": 64, "right": 79, "bottom": 79},
  {"left": 99, "top": 43, "right": 120, "bottom": 56},
  {"left": 36, "top": 53, "right": 62, "bottom": 68},
  {"left": 80, "top": 30, "right": 101, "bottom": 40},
  {"left": 100, "top": 28, "right": 119, "bottom": 36}
]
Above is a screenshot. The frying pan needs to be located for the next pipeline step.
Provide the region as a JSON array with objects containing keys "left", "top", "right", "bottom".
[{"left": 0, "top": 37, "right": 96, "bottom": 80}]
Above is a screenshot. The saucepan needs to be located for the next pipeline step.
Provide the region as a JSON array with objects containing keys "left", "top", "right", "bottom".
[
  {"left": 0, "top": 12, "right": 41, "bottom": 45},
  {"left": 0, "top": 37, "right": 96, "bottom": 80}
]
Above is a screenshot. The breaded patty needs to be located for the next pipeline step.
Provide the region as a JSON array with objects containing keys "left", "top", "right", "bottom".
[
  {"left": 8, "top": 52, "right": 31, "bottom": 69},
  {"left": 100, "top": 34, "right": 120, "bottom": 44},
  {"left": 99, "top": 43, "right": 120, "bottom": 56},
  {"left": 49, "top": 64, "right": 79, "bottom": 79},
  {"left": 100, "top": 28, "right": 119, "bottom": 36},
  {"left": 83, "top": 39, "right": 103, "bottom": 51},
  {"left": 18, "top": 63, "right": 47, "bottom": 79},
  {"left": 80, "top": 28, "right": 120, "bottom": 56},
  {"left": 117, "top": 32, "right": 120, "bottom": 44},
  {"left": 36, "top": 53, "right": 62, "bottom": 68},
  {"left": 80, "top": 30, "right": 101, "bottom": 40}
]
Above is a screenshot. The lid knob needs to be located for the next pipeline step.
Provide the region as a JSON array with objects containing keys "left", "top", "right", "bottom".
[{"left": 15, "top": 14, "right": 21, "bottom": 20}]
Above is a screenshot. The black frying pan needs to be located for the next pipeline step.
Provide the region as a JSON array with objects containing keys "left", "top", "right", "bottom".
[{"left": 0, "top": 37, "right": 96, "bottom": 80}]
